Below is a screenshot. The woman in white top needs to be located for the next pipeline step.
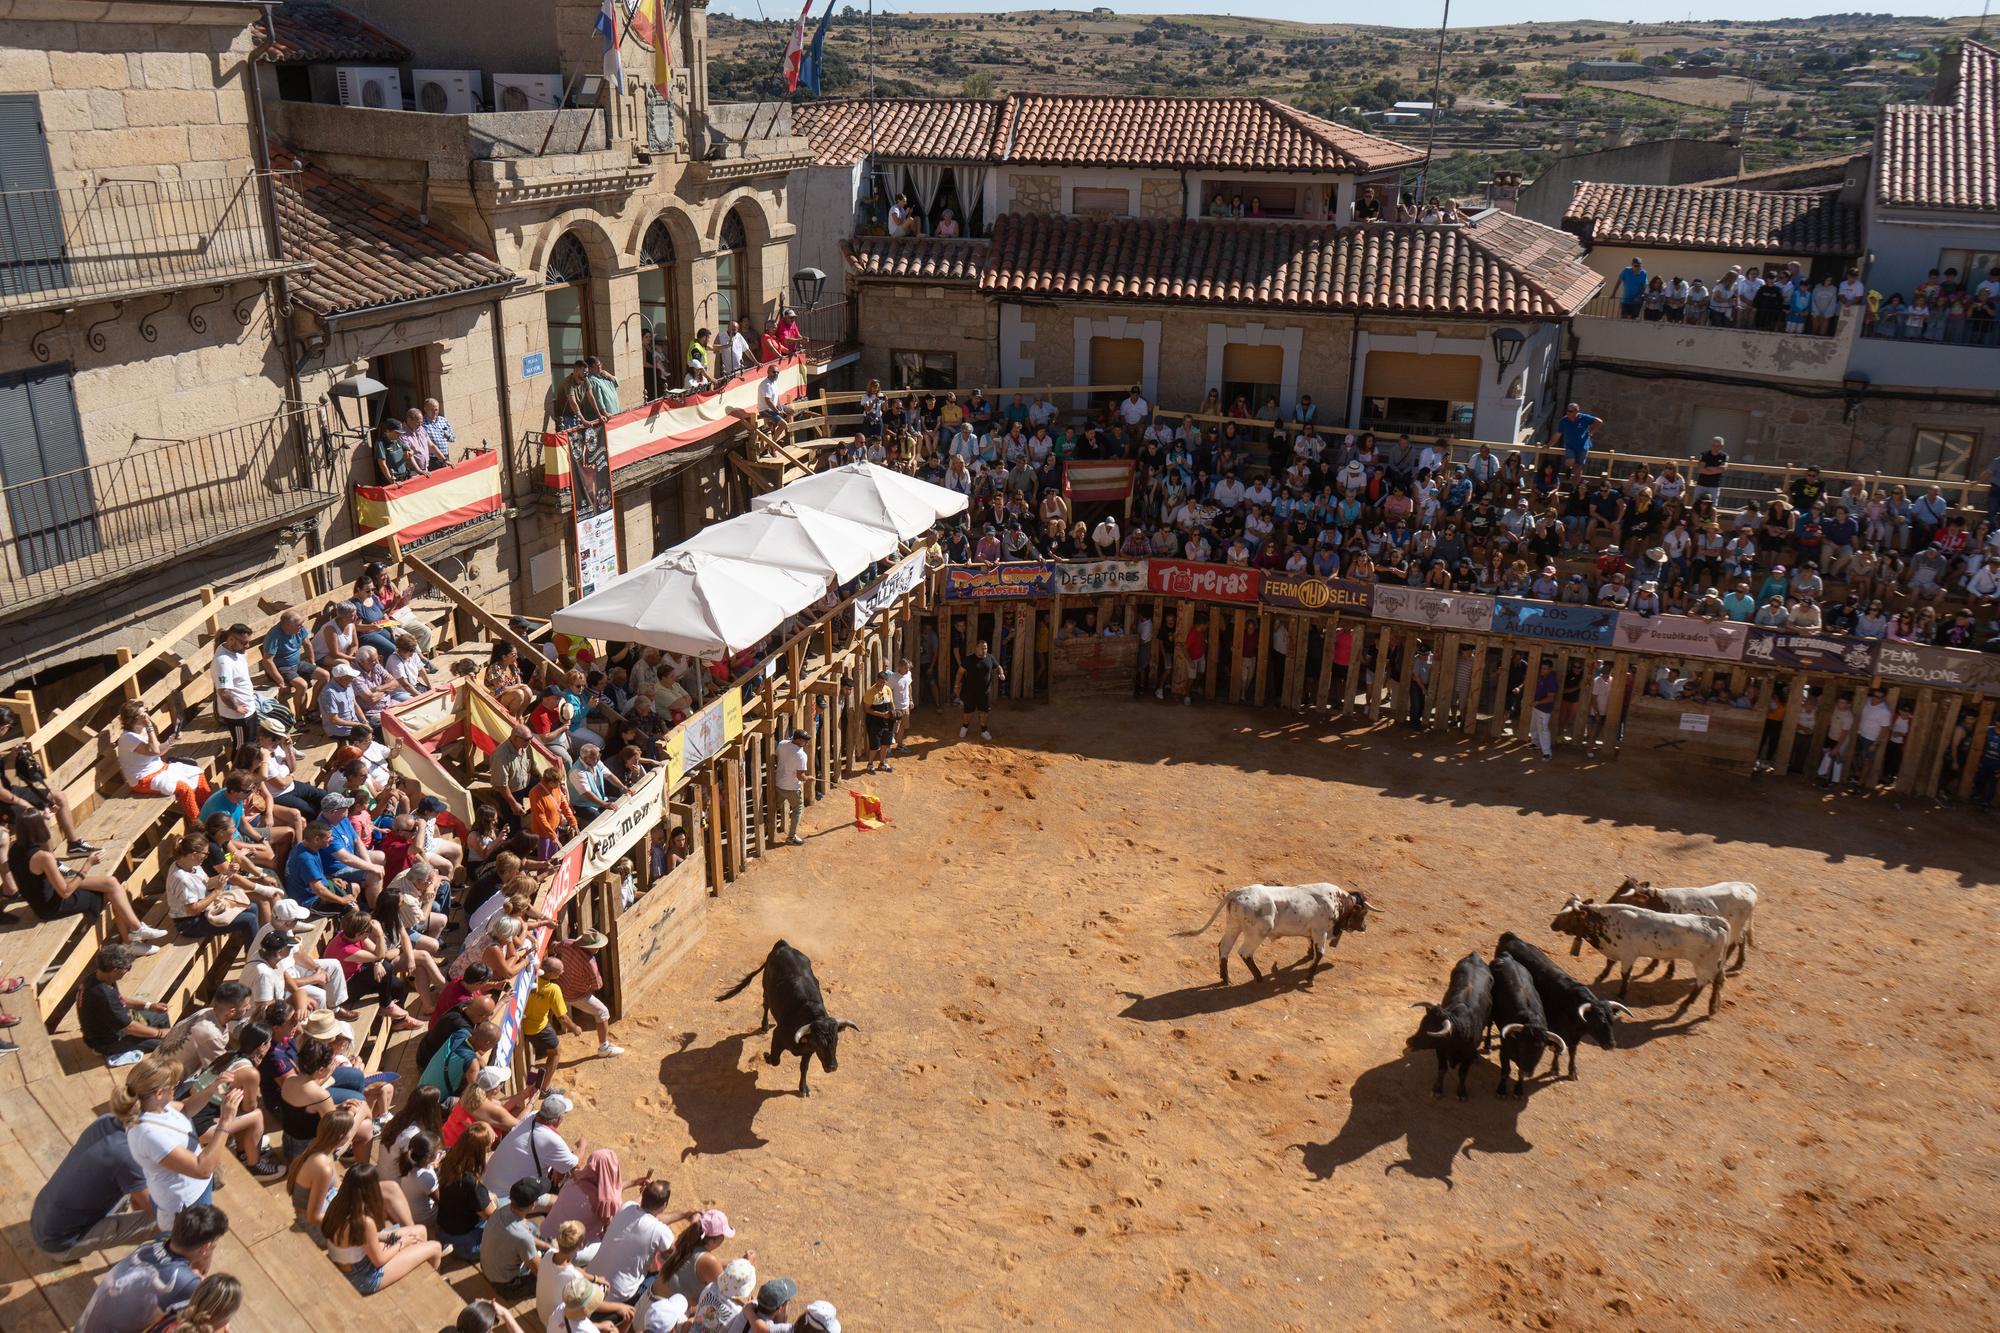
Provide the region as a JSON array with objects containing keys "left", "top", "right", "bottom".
[
  {"left": 114, "top": 1052, "right": 238, "bottom": 1230},
  {"left": 114, "top": 700, "right": 209, "bottom": 813}
]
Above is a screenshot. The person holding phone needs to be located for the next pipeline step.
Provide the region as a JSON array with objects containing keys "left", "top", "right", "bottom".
[{"left": 114, "top": 700, "right": 211, "bottom": 823}]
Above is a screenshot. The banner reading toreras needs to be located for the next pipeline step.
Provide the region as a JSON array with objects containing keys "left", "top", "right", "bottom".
[
  {"left": 1612, "top": 612, "right": 1749, "bottom": 661},
  {"left": 1491, "top": 598, "right": 1618, "bottom": 647},
  {"left": 1742, "top": 628, "right": 1876, "bottom": 677},
  {"left": 945, "top": 563, "right": 1056, "bottom": 600},
  {"left": 1873, "top": 640, "right": 2000, "bottom": 696},
  {"left": 1260, "top": 573, "right": 1374, "bottom": 615},
  {"left": 1147, "top": 560, "right": 1261, "bottom": 604},
  {"left": 1371, "top": 586, "right": 1494, "bottom": 633}
]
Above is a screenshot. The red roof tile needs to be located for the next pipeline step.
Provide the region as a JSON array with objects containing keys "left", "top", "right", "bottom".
[
  {"left": 842, "top": 236, "right": 988, "bottom": 283},
  {"left": 794, "top": 99, "right": 1002, "bottom": 164},
  {"left": 978, "top": 213, "right": 1599, "bottom": 319},
  {"left": 1563, "top": 182, "right": 1861, "bottom": 256},
  {"left": 261, "top": 3, "right": 409, "bottom": 64},
  {"left": 269, "top": 143, "right": 515, "bottom": 318},
  {"left": 1877, "top": 39, "right": 1998, "bottom": 212}
]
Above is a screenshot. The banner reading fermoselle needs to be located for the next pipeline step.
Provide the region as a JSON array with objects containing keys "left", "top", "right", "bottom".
[
  {"left": 1742, "top": 628, "right": 1875, "bottom": 677},
  {"left": 1260, "top": 573, "right": 1374, "bottom": 615},
  {"left": 1613, "top": 612, "right": 1750, "bottom": 661},
  {"left": 1492, "top": 598, "right": 1618, "bottom": 647},
  {"left": 1873, "top": 640, "right": 2000, "bottom": 696},
  {"left": 1370, "top": 586, "right": 1494, "bottom": 633},
  {"left": 1055, "top": 560, "right": 1149, "bottom": 597}
]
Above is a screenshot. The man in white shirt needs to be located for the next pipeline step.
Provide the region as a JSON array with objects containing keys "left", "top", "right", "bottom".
[
  {"left": 484, "top": 1091, "right": 582, "bottom": 1198},
  {"left": 774, "top": 728, "right": 810, "bottom": 846},
  {"left": 1117, "top": 385, "right": 1149, "bottom": 430},
  {"left": 1027, "top": 393, "right": 1056, "bottom": 429},
  {"left": 887, "top": 657, "right": 914, "bottom": 756},
  {"left": 758, "top": 364, "right": 788, "bottom": 427},
  {"left": 1854, "top": 689, "right": 1894, "bottom": 783},
  {"left": 1735, "top": 270, "right": 1763, "bottom": 327},
  {"left": 212, "top": 622, "right": 258, "bottom": 748},
  {"left": 1211, "top": 473, "right": 1246, "bottom": 510},
  {"left": 588, "top": 1181, "right": 699, "bottom": 1302}
]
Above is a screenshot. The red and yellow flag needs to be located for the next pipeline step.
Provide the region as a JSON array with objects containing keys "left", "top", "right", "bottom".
[{"left": 629, "top": 0, "right": 672, "bottom": 94}]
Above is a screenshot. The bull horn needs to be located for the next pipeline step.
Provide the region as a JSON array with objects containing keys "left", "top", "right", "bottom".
[
  {"left": 1543, "top": 1032, "right": 1569, "bottom": 1059},
  {"left": 1499, "top": 1023, "right": 1524, "bottom": 1039},
  {"left": 1407, "top": 1001, "right": 1431, "bottom": 1011},
  {"left": 794, "top": 1023, "right": 814, "bottom": 1046},
  {"left": 1606, "top": 1001, "right": 1636, "bottom": 1018},
  {"left": 1577, "top": 1001, "right": 1595, "bottom": 1024},
  {"left": 1425, "top": 1019, "right": 1452, "bottom": 1039},
  {"left": 1365, "top": 904, "right": 1387, "bottom": 914},
  {"left": 834, "top": 1019, "right": 861, "bottom": 1034}
]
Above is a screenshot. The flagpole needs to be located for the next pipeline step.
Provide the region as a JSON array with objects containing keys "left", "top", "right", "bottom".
[{"left": 866, "top": 0, "right": 878, "bottom": 218}]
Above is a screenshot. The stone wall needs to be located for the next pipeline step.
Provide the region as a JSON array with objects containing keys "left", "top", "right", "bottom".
[
  {"left": 1139, "top": 177, "right": 1183, "bottom": 220},
  {"left": 1009, "top": 172, "right": 1061, "bottom": 214},
  {"left": 854, "top": 283, "right": 996, "bottom": 389}
]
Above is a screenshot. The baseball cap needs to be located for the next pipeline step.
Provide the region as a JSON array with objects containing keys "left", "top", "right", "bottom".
[
  {"left": 757, "top": 1278, "right": 797, "bottom": 1314},
  {"left": 330, "top": 664, "right": 360, "bottom": 682},
  {"left": 539, "top": 1091, "right": 575, "bottom": 1120},
  {"left": 319, "top": 792, "right": 354, "bottom": 811},
  {"left": 475, "top": 1065, "right": 511, "bottom": 1091},
  {"left": 509, "top": 1178, "right": 544, "bottom": 1209},
  {"left": 272, "top": 900, "right": 310, "bottom": 926},
  {"left": 695, "top": 1208, "right": 735, "bottom": 1239},
  {"left": 416, "top": 795, "right": 447, "bottom": 815},
  {"left": 798, "top": 1302, "right": 842, "bottom": 1333}
]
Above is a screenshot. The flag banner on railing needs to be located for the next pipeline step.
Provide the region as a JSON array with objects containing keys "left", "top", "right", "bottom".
[
  {"left": 380, "top": 681, "right": 565, "bottom": 827},
  {"left": 1063, "top": 459, "right": 1136, "bottom": 502},
  {"left": 542, "top": 357, "right": 805, "bottom": 488},
  {"left": 354, "top": 450, "right": 503, "bottom": 541},
  {"left": 495, "top": 838, "right": 586, "bottom": 1069},
  {"left": 666, "top": 689, "right": 744, "bottom": 789}
]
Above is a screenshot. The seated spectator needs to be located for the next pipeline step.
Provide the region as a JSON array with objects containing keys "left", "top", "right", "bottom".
[
  {"left": 420, "top": 1018, "right": 498, "bottom": 1106},
  {"left": 482, "top": 1177, "right": 554, "bottom": 1296},
  {"left": 287, "top": 1100, "right": 364, "bottom": 1246},
  {"left": 30, "top": 1109, "right": 154, "bottom": 1259},
  {"left": 691, "top": 1258, "right": 760, "bottom": 1333},
  {"left": 588, "top": 1177, "right": 699, "bottom": 1304},
  {"left": 321, "top": 1162, "right": 446, "bottom": 1293},
  {"left": 284, "top": 821, "right": 362, "bottom": 918},
  {"left": 116, "top": 700, "right": 212, "bottom": 825},
  {"left": 435, "top": 1121, "right": 499, "bottom": 1259},
  {"left": 635, "top": 1209, "right": 734, "bottom": 1323},
  {"left": 73, "top": 1203, "right": 228, "bottom": 1333},
  {"left": 244, "top": 903, "right": 358, "bottom": 1016},
  {"left": 542, "top": 1148, "right": 647, "bottom": 1253},
  {"left": 151, "top": 1272, "right": 241, "bottom": 1333},
  {"left": 81, "top": 944, "right": 171, "bottom": 1065},
  {"left": 567, "top": 743, "right": 626, "bottom": 824},
  {"left": 484, "top": 1090, "right": 581, "bottom": 1199},
  {"left": 9, "top": 811, "right": 163, "bottom": 952},
  {"left": 114, "top": 1054, "right": 236, "bottom": 1232},
  {"left": 319, "top": 664, "right": 376, "bottom": 743},
  {"left": 166, "top": 832, "right": 267, "bottom": 941},
  {"left": 261, "top": 609, "right": 326, "bottom": 718}
]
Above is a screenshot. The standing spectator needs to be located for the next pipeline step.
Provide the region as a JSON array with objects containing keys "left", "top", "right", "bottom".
[
  {"left": 212, "top": 622, "right": 260, "bottom": 750},
  {"left": 1554, "top": 403, "right": 1601, "bottom": 475},
  {"left": 1530, "top": 659, "right": 1558, "bottom": 760},
  {"left": 862, "top": 671, "right": 896, "bottom": 774},
  {"left": 773, "top": 729, "right": 810, "bottom": 847},
  {"left": 73, "top": 1204, "right": 228, "bottom": 1333},
  {"left": 1615, "top": 257, "right": 1648, "bottom": 319},
  {"left": 955, "top": 638, "right": 1003, "bottom": 741},
  {"left": 1817, "top": 695, "right": 1855, "bottom": 787},
  {"left": 1853, "top": 689, "right": 1894, "bottom": 788},
  {"left": 549, "top": 929, "right": 624, "bottom": 1059},
  {"left": 521, "top": 957, "right": 585, "bottom": 1094}
]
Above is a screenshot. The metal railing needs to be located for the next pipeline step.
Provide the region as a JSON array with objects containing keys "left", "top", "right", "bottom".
[
  {"left": 793, "top": 299, "right": 855, "bottom": 359},
  {"left": 1858, "top": 316, "right": 2000, "bottom": 348},
  {"left": 0, "top": 171, "right": 292, "bottom": 313},
  {"left": 0, "top": 408, "right": 339, "bottom": 614},
  {"left": 1577, "top": 290, "right": 1846, "bottom": 336}
]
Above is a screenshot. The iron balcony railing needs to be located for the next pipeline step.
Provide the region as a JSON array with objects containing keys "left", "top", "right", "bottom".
[
  {"left": 1577, "top": 290, "right": 1846, "bottom": 336},
  {"left": 0, "top": 408, "right": 339, "bottom": 617},
  {"left": 0, "top": 171, "right": 300, "bottom": 314}
]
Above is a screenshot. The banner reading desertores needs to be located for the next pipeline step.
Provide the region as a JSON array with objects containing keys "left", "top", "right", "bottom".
[
  {"left": 1370, "top": 586, "right": 1494, "bottom": 633},
  {"left": 1055, "top": 560, "right": 1149, "bottom": 596},
  {"left": 1147, "top": 560, "right": 1261, "bottom": 603},
  {"left": 1872, "top": 640, "right": 2000, "bottom": 696},
  {"left": 1491, "top": 598, "right": 1619, "bottom": 647},
  {"left": 1259, "top": 573, "right": 1374, "bottom": 614},
  {"left": 1742, "top": 628, "right": 1876, "bottom": 677},
  {"left": 945, "top": 563, "right": 1055, "bottom": 600},
  {"left": 1613, "top": 612, "right": 1750, "bottom": 661}
]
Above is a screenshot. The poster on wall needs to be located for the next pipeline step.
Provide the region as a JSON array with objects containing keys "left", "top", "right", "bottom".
[
  {"left": 945, "top": 563, "right": 1056, "bottom": 600},
  {"left": 1742, "top": 628, "right": 1875, "bottom": 677},
  {"left": 1260, "top": 573, "right": 1373, "bottom": 615},
  {"left": 1613, "top": 613, "right": 1750, "bottom": 662},
  {"left": 1371, "top": 586, "right": 1494, "bottom": 633},
  {"left": 570, "top": 424, "right": 620, "bottom": 597}
]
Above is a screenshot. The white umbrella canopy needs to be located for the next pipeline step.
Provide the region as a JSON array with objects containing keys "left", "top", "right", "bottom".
[
  {"left": 551, "top": 549, "right": 828, "bottom": 659},
  {"left": 679, "top": 500, "right": 895, "bottom": 584},
  {"left": 753, "top": 461, "right": 968, "bottom": 540}
]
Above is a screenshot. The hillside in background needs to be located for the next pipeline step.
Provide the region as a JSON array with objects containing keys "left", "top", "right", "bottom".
[{"left": 709, "top": 10, "right": 1988, "bottom": 199}]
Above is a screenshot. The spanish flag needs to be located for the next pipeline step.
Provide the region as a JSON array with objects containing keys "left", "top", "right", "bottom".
[{"left": 630, "top": 0, "right": 672, "bottom": 94}]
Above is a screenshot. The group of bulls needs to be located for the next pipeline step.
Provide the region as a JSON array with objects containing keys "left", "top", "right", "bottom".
[{"left": 1408, "top": 878, "right": 1759, "bottom": 1100}]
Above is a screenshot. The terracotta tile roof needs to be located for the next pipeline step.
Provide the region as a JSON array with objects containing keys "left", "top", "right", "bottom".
[
  {"left": 997, "top": 94, "right": 1421, "bottom": 173},
  {"left": 269, "top": 144, "right": 516, "bottom": 318},
  {"left": 260, "top": 3, "right": 410, "bottom": 64},
  {"left": 979, "top": 213, "right": 1600, "bottom": 319},
  {"left": 1877, "top": 40, "right": 1999, "bottom": 211},
  {"left": 795, "top": 94, "right": 1420, "bottom": 173},
  {"left": 1686, "top": 151, "right": 1867, "bottom": 192},
  {"left": 793, "top": 99, "right": 1002, "bottom": 164},
  {"left": 1563, "top": 182, "right": 1862, "bottom": 256},
  {"left": 842, "top": 236, "right": 988, "bottom": 283}
]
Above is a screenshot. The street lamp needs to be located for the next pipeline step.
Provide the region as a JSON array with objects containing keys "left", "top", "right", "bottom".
[
  {"left": 791, "top": 266, "right": 827, "bottom": 312},
  {"left": 1489, "top": 327, "right": 1525, "bottom": 382},
  {"left": 327, "top": 373, "right": 387, "bottom": 432}
]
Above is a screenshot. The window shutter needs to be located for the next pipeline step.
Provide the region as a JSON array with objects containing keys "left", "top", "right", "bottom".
[
  {"left": 0, "top": 366, "right": 100, "bottom": 575},
  {"left": 0, "top": 95, "right": 70, "bottom": 297}
]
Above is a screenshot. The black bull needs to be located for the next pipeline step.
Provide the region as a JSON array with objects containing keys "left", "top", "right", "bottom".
[{"left": 716, "top": 940, "right": 860, "bottom": 1096}]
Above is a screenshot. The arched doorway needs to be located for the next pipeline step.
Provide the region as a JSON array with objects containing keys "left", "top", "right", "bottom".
[
  {"left": 713, "top": 208, "right": 749, "bottom": 334},
  {"left": 637, "top": 220, "right": 682, "bottom": 399},
  {"left": 543, "top": 231, "right": 597, "bottom": 373}
]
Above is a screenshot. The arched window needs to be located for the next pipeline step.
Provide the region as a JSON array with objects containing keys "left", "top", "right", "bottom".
[
  {"left": 543, "top": 231, "right": 596, "bottom": 372},
  {"left": 637, "top": 220, "right": 682, "bottom": 398},
  {"left": 713, "top": 208, "right": 749, "bottom": 332}
]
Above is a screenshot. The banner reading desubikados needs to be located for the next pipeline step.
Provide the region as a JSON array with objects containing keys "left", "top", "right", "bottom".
[
  {"left": 1370, "top": 585, "right": 1495, "bottom": 633},
  {"left": 1259, "top": 573, "right": 1374, "bottom": 615},
  {"left": 1146, "top": 559, "right": 1262, "bottom": 604},
  {"left": 1612, "top": 612, "right": 1750, "bottom": 661},
  {"left": 1741, "top": 628, "right": 1876, "bottom": 677},
  {"left": 1873, "top": 640, "right": 2000, "bottom": 696}
]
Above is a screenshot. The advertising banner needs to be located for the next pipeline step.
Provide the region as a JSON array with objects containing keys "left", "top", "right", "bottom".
[
  {"left": 1055, "top": 560, "right": 1149, "bottom": 597},
  {"left": 667, "top": 689, "right": 746, "bottom": 789},
  {"left": 1491, "top": 598, "right": 1618, "bottom": 647},
  {"left": 581, "top": 764, "right": 671, "bottom": 881},
  {"left": 1612, "top": 613, "right": 1750, "bottom": 661},
  {"left": 1872, "top": 640, "right": 2000, "bottom": 696},
  {"left": 569, "top": 423, "right": 620, "bottom": 597},
  {"left": 945, "top": 563, "right": 1056, "bottom": 600},
  {"left": 1371, "top": 586, "right": 1495, "bottom": 633},
  {"left": 1147, "top": 560, "right": 1261, "bottom": 604},
  {"left": 853, "top": 551, "right": 927, "bottom": 630},
  {"left": 1742, "top": 628, "right": 1876, "bottom": 677},
  {"left": 1260, "top": 573, "right": 1374, "bottom": 615}
]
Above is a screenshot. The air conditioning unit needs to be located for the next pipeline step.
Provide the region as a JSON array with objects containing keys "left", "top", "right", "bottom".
[
  {"left": 410, "top": 69, "right": 478, "bottom": 115},
  {"left": 491, "top": 73, "right": 564, "bottom": 112},
  {"left": 335, "top": 65, "right": 405, "bottom": 110}
]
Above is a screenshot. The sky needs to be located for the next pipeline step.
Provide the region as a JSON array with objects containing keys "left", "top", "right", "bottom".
[{"left": 710, "top": 0, "right": 1991, "bottom": 27}]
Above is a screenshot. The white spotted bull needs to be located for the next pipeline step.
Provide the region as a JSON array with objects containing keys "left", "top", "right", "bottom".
[
  {"left": 1549, "top": 894, "right": 1732, "bottom": 1017},
  {"left": 1608, "top": 876, "right": 1758, "bottom": 972},
  {"left": 1177, "top": 883, "right": 1378, "bottom": 984}
]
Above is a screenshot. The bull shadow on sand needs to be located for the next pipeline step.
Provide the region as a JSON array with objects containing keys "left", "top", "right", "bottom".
[
  {"left": 656, "top": 1029, "right": 788, "bottom": 1159},
  {"left": 1116, "top": 961, "right": 1323, "bottom": 1022},
  {"left": 1296, "top": 1050, "right": 1535, "bottom": 1187}
]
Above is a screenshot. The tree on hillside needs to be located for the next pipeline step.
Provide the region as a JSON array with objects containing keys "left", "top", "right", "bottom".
[{"left": 962, "top": 71, "right": 996, "bottom": 98}]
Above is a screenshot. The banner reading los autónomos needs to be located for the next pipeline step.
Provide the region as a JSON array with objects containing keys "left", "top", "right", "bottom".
[
  {"left": 1872, "top": 640, "right": 2000, "bottom": 696},
  {"left": 1490, "top": 598, "right": 1618, "bottom": 647},
  {"left": 1147, "top": 560, "right": 1261, "bottom": 604},
  {"left": 944, "top": 562, "right": 1056, "bottom": 600},
  {"left": 1612, "top": 612, "right": 1749, "bottom": 661},
  {"left": 1370, "top": 586, "right": 1495, "bottom": 633},
  {"left": 1741, "top": 628, "right": 1876, "bottom": 677},
  {"left": 1259, "top": 573, "right": 1374, "bottom": 614}
]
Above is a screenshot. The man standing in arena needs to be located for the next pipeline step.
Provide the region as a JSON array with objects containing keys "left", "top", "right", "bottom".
[{"left": 956, "top": 639, "right": 1004, "bottom": 742}]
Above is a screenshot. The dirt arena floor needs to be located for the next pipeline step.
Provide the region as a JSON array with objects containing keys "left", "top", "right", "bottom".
[{"left": 557, "top": 698, "right": 1998, "bottom": 1329}]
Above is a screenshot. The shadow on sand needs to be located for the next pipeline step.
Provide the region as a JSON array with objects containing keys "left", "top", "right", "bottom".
[{"left": 657, "top": 1029, "right": 787, "bottom": 1159}]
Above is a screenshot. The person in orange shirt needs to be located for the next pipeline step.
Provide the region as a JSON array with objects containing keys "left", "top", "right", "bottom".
[{"left": 525, "top": 768, "right": 575, "bottom": 859}]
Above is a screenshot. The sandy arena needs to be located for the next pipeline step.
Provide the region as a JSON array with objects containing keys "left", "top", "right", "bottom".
[{"left": 556, "top": 699, "right": 1997, "bottom": 1329}]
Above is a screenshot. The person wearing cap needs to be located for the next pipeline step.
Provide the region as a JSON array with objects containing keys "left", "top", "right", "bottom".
[
  {"left": 551, "top": 1271, "right": 619, "bottom": 1332},
  {"left": 483, "top": 1090, "right": 582, "bottom": 1200},
  {"left": 747, "top": 1277, "right": 797, "bottom": 1331},
  {"left": 549, "top": 929, "right": 623, "bottom": 1058},
  {"left": 795, "top": 1301, "right": 841, "bottom": 1333},
  {"left": 691, "top": 1256, "right": 758, "bottom": 1333},
  {"left": 318, "top": 662, "right": 374, "bottom": 743},
  {"left": 244, "top": 906, "right": 358, "bottom": 1017},
  {"left": 540, "top": 1219, "right": 634, "bottom": 1329},
  {"left": 482, "top": 1176, "right": 554, "bottom": 1295}
]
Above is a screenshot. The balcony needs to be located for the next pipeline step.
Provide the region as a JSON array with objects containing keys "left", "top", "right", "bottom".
[
  {"left": 689, "top": 102, "right": 814, "bottom": 187},
  {"left": 0, "top": 172, "right": 305, "bottom": 316},
  {"left": 1847, "top": 322, "right": 1999, "bottom": 391},
  {"left": 0, "top": 409, "right": 340, "bottom": 621},
  {"left": 1570, "top": 294, "right": 1856, "bottom": 385}
]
